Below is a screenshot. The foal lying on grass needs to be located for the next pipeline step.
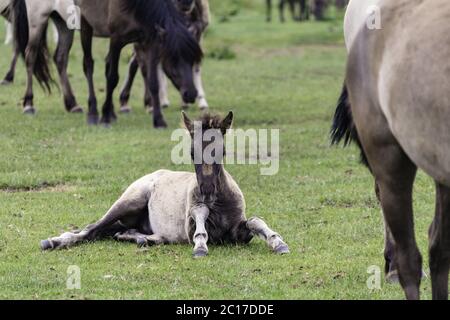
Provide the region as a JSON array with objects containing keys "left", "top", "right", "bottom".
[{"left": 41, "top": 112, "right": 289, "bottom": 257}]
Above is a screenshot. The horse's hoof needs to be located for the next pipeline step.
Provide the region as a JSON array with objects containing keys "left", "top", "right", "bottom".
[
  {"left": 193, "top": 249, "right": 208, "bottom": 258},
  {"left": 274, "top": 243, "right": 290, "bottom": 255},
  {"left": 40, "top": 239, "right": 54, "bottom": 251},
  {"left": 23, "top": 106, "right": 36, "bottom": 115},
  {"left": 146, "top": 106, "right": 153, "bottom": 114},
  {"left": 70, "top": 106, "right": 84, "bottom": 114},
  {"left": 100, "top": 117, "right": 114, "bottom": 127},
  {"left": 154, "top": 118, "right": 168, "bottom": 129},
  {"left": 181, "top": 105, "right": 190, "bottom": 111},
  {"left": 162, "top": 104, "right": 169, "bottom": 109},
  {"left": 1, "top": 79, "right": 12, "bottom": 86},
  {"left": 87, "top": 114, "right": 99, "bottom": 126},
  {"left": 120, "top": 106, "right": 132, "bottom": 114},
  {"left": 137, "top": 238, "right": 148, "bottom": 248},
  {"left": 386, "top": 270, "right": 399, "bottom": 284}
]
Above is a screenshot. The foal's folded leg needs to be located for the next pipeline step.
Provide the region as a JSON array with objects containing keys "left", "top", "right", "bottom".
[
  {"left": 246, "top": 217, "right": 290, "bottom": 254},
  {"left": 190, "top": 205, "right": 210, "bottom": 258},
  {"left": 114, "top": 229, "right": 164, "bottom": 247}
]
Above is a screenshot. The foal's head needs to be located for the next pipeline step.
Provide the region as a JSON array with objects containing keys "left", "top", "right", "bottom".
[
  {"left": 183, "top": 112, "right": 234, "bottom": 198},
  {"left": 174, "top": 0, "right": 196, "bottom": 14}
]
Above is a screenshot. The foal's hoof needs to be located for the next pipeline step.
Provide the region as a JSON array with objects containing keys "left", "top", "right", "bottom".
[
  {"left": 274, "top": 243, "right": 290, "bottom": 255},
  {"left": 193, "top": 249, "right": 208, "bottom": 258},
  {"left": 181, "top": 104, "right": 190, "bottom": 111},
  {"left": 40, "top": 239, "right": 54, "bottom": 251},
  {"left": 162, "top": 104, "right": 169, "bottom": 109},
  {"left": 137, "top": 238, "right": 148, "bottom": 248},
  {"left": 120, "top": 105, "right": 132, "bottom": 114},
  {"left": 23, "top": 106, "right": 36, "bottom": 115},
  {"left": 70, "top": 106, "right": 84, "bottom": 114},
  {"left": 386, "top": 270, "right": 399, "bottom": 284},
  {"left": 87, "top": 114, "right": 99, "bottom": 126}
]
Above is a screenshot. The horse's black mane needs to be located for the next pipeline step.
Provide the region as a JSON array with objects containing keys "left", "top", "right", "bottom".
[{"left": 123, "top": 0, "right": 203, "bottom": 64}]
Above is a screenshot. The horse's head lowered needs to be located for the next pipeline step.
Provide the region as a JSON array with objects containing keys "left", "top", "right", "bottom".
[
  {"left": 157, "top": 21, "right": 203, "bottom": 104},
  {"left": 183, "top": 111, "right": 234, "bottom": 198}
]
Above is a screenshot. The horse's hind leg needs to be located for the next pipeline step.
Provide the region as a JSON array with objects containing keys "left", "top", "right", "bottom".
[
  {"left": 81, "top": 18, "right": 98, "bottom": 125},
  {"left": 114, "top": 230, "right": 164, "bottom": 247},
  {"left": 51, "top": 14, "right": 82, "bottom": 113},
  {"left": 119, "top": 53, "right": 139, "bottom": 114},
  {"left": 429, "top": 183, "right": 450, "bottom": 300},
  {"left": 246, "top": 217, "right": 289, "bottom": 254},
  {"left": 266, "top": 0, "right": 272, "bottom": 22},
  {"left": 278, "top": 0, "right": 286, "bottom": 23},
  {"left": 41, "top": 178, "right": 152, "bottom": 250}
]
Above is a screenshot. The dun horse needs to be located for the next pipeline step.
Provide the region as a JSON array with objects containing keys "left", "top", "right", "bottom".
[
  {"left": 78, "top": 0, "right": 203, "bottom": 127},
  {"left": 119, "top": 0, "right": 210, "bottom": 114},
  {"left": 332, "top": 0, "right": 450, "bottom": 300},
  {"left": 41, "top": 112, "right": 290, "bottom": 257},
  {"left": 11, "top": 0, "right": 83, "bottom": 114}
]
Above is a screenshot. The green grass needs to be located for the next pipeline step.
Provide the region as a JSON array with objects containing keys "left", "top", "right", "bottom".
[{"left": 0, "top": 4, "right": 440, "bottom": 299}]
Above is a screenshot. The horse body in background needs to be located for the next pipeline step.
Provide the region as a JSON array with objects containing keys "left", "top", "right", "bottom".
[
  {"left": 11, "top": 0, "right": 83, "bottom": 114},
  {"left": 266, "top": 0, "right": 309, "bottom": 22},
  {"left": 0, "top": 1, "right": 19, "bottom": 85},
  {"left": 332, "top": 0, "right": 450, "bottom": 299},
  {"left": 77, "top": 0, "right": 203, "bottom": 127},
  {"left": 119, "top": 0, "right": 210, "bottom": 114},
  {"left": 41, "top": 112, "right": 290, "bottom": 258}
]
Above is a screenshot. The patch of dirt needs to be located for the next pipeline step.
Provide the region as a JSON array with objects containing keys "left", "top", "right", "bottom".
[{"left": 0, "top": 182, "right": 76, "bottom": 194}]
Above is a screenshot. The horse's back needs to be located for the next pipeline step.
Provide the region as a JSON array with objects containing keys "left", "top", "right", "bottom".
[
  {"left": 147, "top": 170, "right": 196, "bottom": 243},
  {"left": 353, "top": 0, "right": 450, "bottom": 184}
]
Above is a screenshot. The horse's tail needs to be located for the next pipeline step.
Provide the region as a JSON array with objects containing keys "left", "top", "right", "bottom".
[
  {"left": 331, "top": 82, "right": 370, "bottom": 167},
  {"left": 12, "top": 0, "right": 53, "bottom": 92}
]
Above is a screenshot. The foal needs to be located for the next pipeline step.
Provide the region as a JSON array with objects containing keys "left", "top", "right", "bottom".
[
  {"left": 119, "top": 0, "right": 210, "bottom": 113},
  {"left": 41, "top": 112, "right": 290, "bottom": 257}
]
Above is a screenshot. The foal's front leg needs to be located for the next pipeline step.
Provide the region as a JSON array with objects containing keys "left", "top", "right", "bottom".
[
  {"left": 191, "top": 205, "right": 210, "bottom": 258},
  {"left": 247, "top": 217, "right": 290, "bottom": 254}
]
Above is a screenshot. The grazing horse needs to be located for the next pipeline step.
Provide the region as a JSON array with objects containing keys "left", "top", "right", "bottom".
[
  {"left": 11, "top": 0, "right": 83, "bottom": 114},
  {"left": 266, "top": 0, "right": 309, "bottom": 23},
  {"left": 77, "top": 0, "right": 203, "bottom": 128},
  {"left": 332, "top": 0, "right": 450, "bottom": 300},
  {"left": 119, "top": 0, "right": 210, "bottom": 114},
  {"left": 41, "top": 112, "right": 290, "bottom": 257}
]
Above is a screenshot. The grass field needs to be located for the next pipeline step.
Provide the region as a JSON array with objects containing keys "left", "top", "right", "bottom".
[{"left": 0, "top": 1, "right": 441, "bottom": 299}]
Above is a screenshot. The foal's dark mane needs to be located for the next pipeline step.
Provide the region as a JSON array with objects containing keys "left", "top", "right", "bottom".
[
  {"left": 198, "top": 113, "right": 225, "bottom": 131},
  {"left": 122, "top": 0, "right": 203, "bottom": 64}
]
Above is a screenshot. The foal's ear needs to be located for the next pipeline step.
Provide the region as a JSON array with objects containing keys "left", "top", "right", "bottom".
[
  {"left": 182, "top": 111, "right": 193, "bottom": 134},
  {"left": 221, "top": 111, "right": 234, "bottom": 134},
  {"left": 155, "top": 25, "right": 167, "bottom": 40}
]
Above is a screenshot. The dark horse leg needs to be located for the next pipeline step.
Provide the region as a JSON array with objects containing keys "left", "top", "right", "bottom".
[
  {"left": 100, "top": 38, "right": 124, "bottom": 125},
  {"left": 299, "top": 0, "right": 310, "bottom": 21},
  {"left": 119, "top": 53, "right": 139, "bottom": 114},
  {"left": 279, "top": 0, "right": 286, "bottom": 23},
  {"left": 51, "top": 14, "right": 82, "bottom": 113},
  {"left": 266, "top": 0, "right": 272, "bottom": 22},
  {"left": 81, "top": 17, "right": 98, "bottom": 125},
  {"left": 429, "top": 183, "right": 450, "bottom": 300},
  {"left": 288, "top": 0, "right": 298, "bottom": 21},
  {"left": 1, "top": 47, "right": 19, "bottom": 85},
  {"left": 375, "top": 182, "right": 398, "bottom": 282},
  {"left": 140, "top": 45, "right": 167, "bottom": 128}
]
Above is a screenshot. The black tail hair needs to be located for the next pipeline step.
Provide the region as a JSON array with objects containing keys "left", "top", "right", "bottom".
[
  {"left": 331, "top": 83, "right": 369, "bottom": 167},
  {"left": 12, "top": 0, "right": 53, "bottom": 92}
]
